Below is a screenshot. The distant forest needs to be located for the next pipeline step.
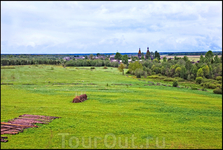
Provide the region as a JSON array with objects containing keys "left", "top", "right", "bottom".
[
  {"left": 165, "top": 51, "right": 222, "bottom": 56},
  {"left": 1, "top": 51, "right": 222, "bottom": 58}
]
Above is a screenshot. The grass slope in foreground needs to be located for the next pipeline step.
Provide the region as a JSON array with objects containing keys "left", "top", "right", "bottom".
[{"left": 1, "top": 65, "right": 222, "bottom": 149}]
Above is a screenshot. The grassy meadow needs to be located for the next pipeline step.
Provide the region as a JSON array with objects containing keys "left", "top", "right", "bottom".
[{"left": 1, "top": 65, "right": 222, "bottom": 149}]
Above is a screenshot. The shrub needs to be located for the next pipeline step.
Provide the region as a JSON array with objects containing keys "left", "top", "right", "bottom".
[
  {"left": 173, "top": 80, "right": 178, "bottom": 87},
  {"left": 51, "top": 67, "right": 54, "bottom": 70},
  {"left": 197, "top": 68, "right": 204, "bottom": 77},
  {"left": 145, "top": 68, "right": 151, "bottom": 75},
  {"left": 216, "top": 84, "right": 221, "bottom": 88},
  {"left": 135, "top": 68, "right": 144, "bottom": 78},
  {"left": 103, "top": 66, "right": 108, "bottom": 69},
  {"left": 187, "top": 74, "right": 191, "bottom": 81},
  {"left": 128, "top": 61, "right": 143, "bottom": 72},
  {"left": 148, "top": 75, "right": 159, "bottom": 79},
  {"left": 201, "top": 82, "right": 209, "bottom": 88},
  {"left": 126, "top": 70, "right": 131, "bottom": 74},
  {"left": 157, "top": 76, "right": 166, "bottom": 79},
  {"left": 151, "top": 72, "right": 156, "bottom": 75},
  {"left": 191, "top": 87, "right": 198, "bottom": 90},
  {"left": 208, "top": 83, "right": 217, "bottom": 89},
  {"left": 195, "top": 77, "right": 203, "bottom": 84},
  {"left": 90, "top": 67, "right": 95, "bottom": 69},
  {"left": 216, "top": 76, "right": 222, "bottom": 81},
  {"left": 217, "top": 80, "right": 222, "bottom": 84},
  {"left": 143, "top": 71, "right": 148, "bottom": 78},
  {"left": 190, "top": 74, "right": 195, "bottom": 80},
  {"left": 202, "top": 88, "right": 207, "bottom": 91},
  {"left": 164, "top": 78, "right": 174, "bottom": 81},
  {"left": 213, "top": 87, "right": 222, "bottom": 94},
  {"left": 174, "top": 77, "right": 184, "bottom": 82}
]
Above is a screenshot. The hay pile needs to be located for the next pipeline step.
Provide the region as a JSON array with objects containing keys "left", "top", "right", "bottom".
[{"left": 72, "top": 94, "right": 87, "bottom": 103}]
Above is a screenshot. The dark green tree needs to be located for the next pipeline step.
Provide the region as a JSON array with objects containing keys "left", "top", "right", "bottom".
[
  {"left": 141, "top": 53, "right": 145, "bottom": 60},
  {"left": 185, "top": 60, "right": 192, "bottom": 70},
  {"left": 155, "top": 51, "right": 160, "bottom": 60},
  {"left": 180, "top": 66, "right": 187, "bottom": 79},
  {"left": 115, "top": 52, "right": 122, "bottom": 60},
  {"left": 205, "top": 50, "right": 214, "bottom": 61},
  {"left": 214, "top": 55, "right": 220, "bottom": 63},
  {"left": 200, "top": 55, "right": 204, "bottom": 63},
  {"left": 190, "top": 65, "right": 198, "bottom": 79},
  {"left": 122, "top": 54, "right": 129, "bottom": 65},
  {"left": 183, "top": 56, "right": 189, "bottom": 62}
]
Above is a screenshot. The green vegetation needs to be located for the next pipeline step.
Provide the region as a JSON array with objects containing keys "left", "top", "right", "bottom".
[
  {"left": 1, "top": 65, "right": 222, "bottom": 149},
  {"left": 118, "top": 63, "right": 125, "bottom": 75},
  {"left": 213, "top": 87, "right": 222, "bottom": 94},
  {"left": 196, "top": 77, "right": 203, "bottom": 84},
  {"left": 115, "top": 52, "right": 122, "bottom": 60},
  {"left": 122, "top": 54, "right": 129, "bottom": 65},
  {"left": 172, "top": 80, "right": 178, "bottom": 87},
  {"left": 126, "top": 50, "right": 222, "bottom": 94}
]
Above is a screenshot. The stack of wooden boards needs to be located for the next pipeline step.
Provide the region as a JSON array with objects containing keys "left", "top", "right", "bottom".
[{"left": 1, "top": 114, "right": 60, "bottom": 142}]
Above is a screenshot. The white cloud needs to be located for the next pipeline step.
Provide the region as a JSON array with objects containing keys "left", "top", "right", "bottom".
[{"left": 1, "top": 1, "right": 222, "bottom": 54}]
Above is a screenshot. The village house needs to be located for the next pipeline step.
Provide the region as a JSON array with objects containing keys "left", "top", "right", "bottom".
[
  {"left": 94, "top": 56, "right": 105, "bottom": 60},
  {"left": 75, "top": 56, "right": 85, "bottom": 60},
  {"left": 109, "top": 55, "right": 117, "bottom": 62},
  {"left": 63, "top": 57, "right": 71, "bottom": 61}
]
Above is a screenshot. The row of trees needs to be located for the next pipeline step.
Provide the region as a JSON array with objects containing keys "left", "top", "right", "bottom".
[
  {"left": 1, "top": 58, "right": 61, "bottom": 66},
  {"left": 65, "top": 59, "right": 119, "bottom": 67}
]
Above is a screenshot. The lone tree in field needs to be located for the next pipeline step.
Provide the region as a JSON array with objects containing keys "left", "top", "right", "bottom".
[{"left": 118, "top": 63, "right": 125, "bottom": 75}]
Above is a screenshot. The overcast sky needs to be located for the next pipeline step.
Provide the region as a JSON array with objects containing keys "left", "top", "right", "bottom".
[{"left": 1, "top": 1, "right": 222, "bottom": 54}]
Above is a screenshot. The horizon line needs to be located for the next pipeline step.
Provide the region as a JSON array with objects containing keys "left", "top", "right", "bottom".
[{"left": 1, "top": 50, "right": 222, "bottom": 55}]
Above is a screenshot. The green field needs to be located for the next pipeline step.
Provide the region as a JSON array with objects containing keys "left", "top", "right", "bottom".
[{"left": 1, "top": 65, "right": 222, "bottom": 149}]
